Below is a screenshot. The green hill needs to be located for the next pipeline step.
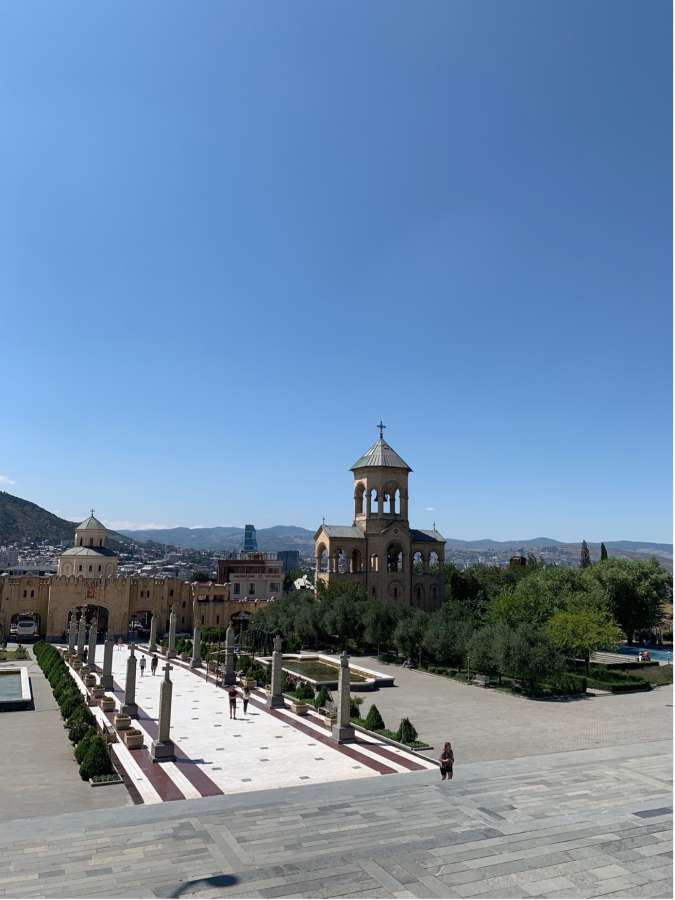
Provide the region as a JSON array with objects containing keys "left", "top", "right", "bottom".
[{"left": 0, "top": 492, "right": 135, "bottom": 550}]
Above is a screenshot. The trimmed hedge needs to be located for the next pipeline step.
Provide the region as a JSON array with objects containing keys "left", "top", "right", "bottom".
[
  {"left": 33, "top": 641, "right": 113, "bottom": 781},
  {"left": 364, "top": 704, "right": 385, "bottom": 731}
]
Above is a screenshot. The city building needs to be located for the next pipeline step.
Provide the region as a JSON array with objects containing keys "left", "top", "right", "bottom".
[
  {"left": 276, "top": 550, "right": 301, "bottom": 573},
  {"left": 0, "top": 515, "right": 269, "bottom": 640},
  {"left": 216, "top": 551, "right": 283, "bottom": 601},
  {"left": 314, "top": 426, "right": 445, "bottom": 610},
  {"left": 243, "top": 524, "right": 258, "bottom": 552}
]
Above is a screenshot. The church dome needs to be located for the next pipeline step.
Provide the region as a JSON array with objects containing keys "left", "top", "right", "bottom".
[
  {"left": 76, "top": 513, "right": 106, "bottom": 531},
  {"left": 351, "top": 438, "right": 412, "bottom": 472}
]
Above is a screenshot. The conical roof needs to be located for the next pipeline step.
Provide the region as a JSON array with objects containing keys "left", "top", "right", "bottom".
[
  {"left": 76, "top": 514, "right": 106, "bottom": 531},
  {"left": 351, "top": 438, "right": 412, "bottom": 472}
]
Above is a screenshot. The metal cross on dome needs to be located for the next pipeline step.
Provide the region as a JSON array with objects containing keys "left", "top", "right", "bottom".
[{"left": 377, "top": 420, "right": 386, "bottom": 440}]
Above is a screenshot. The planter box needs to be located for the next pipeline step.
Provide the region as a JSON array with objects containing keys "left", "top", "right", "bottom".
[
  {"left": 89, "top": 774, "right": 123, "bottom": 787},
  {"left": 323, "top": 715, "right": 337, "bottom": 728},
  {"left": 290, "top": 701, "right": 309, "bottom": 716},
  {"left": 100, "top": 696, "right": 115, "bottom": 712},
  {"left": 242, "top": 677, "right": 257, "bottom": 689},
  {"left": 180, "top": 652, "right": 190, "bottom": 662},
  {"left": 123, "top": 729, "right": 144, "bottom": 749},
  {"left": 71, "top": 659, "right": 83, "bottom": 671},
  {"left": 114, "top": 713, "right": 131, "bottom": 731},
  {"left": 84, "top": 674, "right": 97, "bottom": 688},
  {"left": 91, "top": 686, "right": 105, "bottom": 699}
]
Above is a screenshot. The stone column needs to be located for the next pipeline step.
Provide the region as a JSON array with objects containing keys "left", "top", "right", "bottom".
[
  {"left": 332, "top": 651, "right": 355, "bottom": 743},
  {"left": 67, "top": 616, "right": 77, "bottom": 655},
  {"left": 77, "top": 614, "right": 87, "bottom": 660},
  {"left": 167, "top": 607, "right": 177, "bottom": 658},
  {"left": 223, "top": 625, "right": 235, "bottom": 686},
  {"left": 267, "top": 634, "right": 285, "bottom": 708},
  {"left": 121, "top": 644, "right": 138, "bottom": 717},
  {"left": 148, "top": 615, "right": 157, "bottom": 653},
  {"left": 190, "top": 626, "right": 202, "bottom": 668},
  {"left": 101, "top": 634, "right": 114, "bottom": 690},
  {"left": 87, "top": 615, "right": 98, "bottom": 673},
  {"left": 151, "top": 663, "right": 176, "bottom": 761}
]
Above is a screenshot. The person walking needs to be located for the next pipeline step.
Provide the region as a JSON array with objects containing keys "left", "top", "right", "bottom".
[
  {"left": 139, "top": 655, "right": 146, "bottom": 677},
  {"left": 242, "top": 685, "right": 250, "bottom": 716},
  {"left": 228, "top": 686, "right": 238, "bottom": 719},
  {"left": 117, "top": 637, "right": 123, "bottom": 652},
  {"left": 439, "top": 741, "right": 454, "bottom": 781},
  {"left": 150, "top": 653, "right": 158, "bottom": 676}
]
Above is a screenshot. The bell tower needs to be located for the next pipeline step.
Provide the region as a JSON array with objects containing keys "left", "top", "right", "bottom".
[{"left": 351, "top": 422, "right": 411, "bottom": 527}]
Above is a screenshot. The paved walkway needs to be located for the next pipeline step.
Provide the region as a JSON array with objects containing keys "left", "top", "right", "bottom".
[
  {"left": 0, "top": 740, "right": 670, "bottom": 898},
  {"left": 82, "top": 645, "right": 435, "bottom": 804},
  {"left": 348, "top": 656, "right": 673, "bottom": 760},
  {"left": 0, "top": 655, "right": 130, "bottom": 821}
]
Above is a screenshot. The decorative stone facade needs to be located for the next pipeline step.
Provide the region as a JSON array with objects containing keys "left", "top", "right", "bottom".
[{"left": 314, "top": 427, "right": 445, "bottom": 610}]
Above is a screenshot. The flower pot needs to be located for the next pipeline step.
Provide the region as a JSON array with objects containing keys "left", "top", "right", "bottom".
[
  {"left": 100, "top": 696, "right": 115, "bottom": 712},
  {"left": 84, "top": 673, "right": 97, "bottom": 688},
  {"left": 290, "top": 701, "right": 308, "bottom": 716},
  {"left": 243, "top": 677, "right": 257, "bottom": 689},
  {"left": 91, "top": 687, "right": 105, "bottom": 700},
  {"left": 323, "top": 714, "right": 337, "bottom": 728},
  {"left": 114, "top": 713, "right": 131, "bottom": 731},
  {"left": 123, "top": 729, "right": 143, "bottom": 750}
]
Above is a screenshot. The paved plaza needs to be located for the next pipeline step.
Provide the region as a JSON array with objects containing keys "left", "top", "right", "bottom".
[
  {"left": 0, "top": 655, "right": 130, "bottom": 820},
  {"left": 0, "top": 645, "right": 671, "bottom": 898},
  {"left": 349, "top": 655, "right": 673, "bottom": 760},
  {"left": 85, "top": 645, "right": 436, "bottom": 804},
  {"left": 0, "top": 740, "right": 670, "bottom": 898}
]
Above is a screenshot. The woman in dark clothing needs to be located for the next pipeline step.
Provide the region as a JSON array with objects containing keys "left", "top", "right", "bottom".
[
  {"left": 228, "top": 686, "right": 238, "bottom": 719},
  {"left": 439, "top": 741, "right": 454, "bottom": 781}
]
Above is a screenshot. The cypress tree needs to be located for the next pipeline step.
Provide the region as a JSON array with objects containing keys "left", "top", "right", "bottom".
[
  {"left": 600, "top": 542, "right": 608, "bottom": 561},
  {"left": 580, "top": 540, "right": 591, "bottom": 568}
]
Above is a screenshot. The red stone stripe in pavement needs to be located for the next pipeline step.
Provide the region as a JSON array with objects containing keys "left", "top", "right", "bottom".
[
  {"left": 139, "top": 648, "right": 396, "bottom": 775},
  {"left": 303, "top": 708, "right": 427, "bottom": 772},
  {"left": 93, "top": 662, "right": 223, "bottom": 800}
]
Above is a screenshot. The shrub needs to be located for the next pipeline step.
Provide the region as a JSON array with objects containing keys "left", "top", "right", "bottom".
[
  {"left": 365, "top": 704, "right": 385, "bottom": 731},
  {"left": 396, "top": 718, "right": 418, "bottom": 744},
  {"left": 75, "top": 731, "right": 98, "bottom": 765},
  {"left": 70, "top": 720, "right": 96, "bottom": 745},
  {"left": 294, "top": 681, "right": 315, "bottom": 701},
  {"left": 67, "top": 704, "right": 95, "bottom": 731},
  {"left": 314, "top": 687, "right": 331, "bottom": 709},
  {"left": 60, "top": 692, "right": 85, "bottom": 720},
  {"left": 349, "top": 696, "right": 363, "bottom": 718},
  {"left": 78, "top": 735, "right": 113, "bottom": 781}
]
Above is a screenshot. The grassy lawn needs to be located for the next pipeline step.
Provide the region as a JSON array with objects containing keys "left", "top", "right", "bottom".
[{"left": 0, "top": 648, "right": 30, "bottom": 662}]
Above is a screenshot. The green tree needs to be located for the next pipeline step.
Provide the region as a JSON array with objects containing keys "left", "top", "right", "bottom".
[
  {"left": 393, "top": 610, "right": 426, "bottom": 661},
  {"left": 547, "top": 605, "right": 624, "bottom": 673},
  {"left": 363, "top": 600, "right": 398, "bottom": 655},
  {"left": 467, "top": 623, "right": 510, "bottom": 679},
  {"left": 396, "top": 718, "right": 418, "bottom": 744},
  {"left": 423, "top": 602, "right": 474, "bottom": 668},
  {"left": 580, "top": 540, "right": 591, "bottom": 569},
  {"left": 584, "top": 558, "right": 670, "bottom": 642},
  {"left": 600, "top": 543, "right": 608, "bottom": 561},
  {"left": 192, "top": 571, "right": 210, "bottom": 582},
  {"left": 500, "top": 625, "right": 563, "bottom": 691}
]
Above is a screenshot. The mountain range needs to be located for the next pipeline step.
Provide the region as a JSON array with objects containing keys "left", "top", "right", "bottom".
[{"left": 0, "top": 492, "right": 671, "bottom": 569}]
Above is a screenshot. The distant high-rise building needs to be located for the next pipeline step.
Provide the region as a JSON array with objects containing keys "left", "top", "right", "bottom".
[
  {"left": 243, "top": 524, "right": 258, "bottom": 552},
  {"left": 276, "top": 550, "right": 301, "bottom": 574}
]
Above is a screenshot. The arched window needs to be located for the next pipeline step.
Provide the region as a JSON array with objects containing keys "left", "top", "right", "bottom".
[
  {"left": 350, "top": 548, "right": 362, "bottom": 573},
  {"left": 370, "top": 488, "right": 379, "bottom": 514},
  {"left": 387, "top": 544, "right": 404, "bottom": 573},
  {"left": 370, "top": 553, "right": 379, "bottom": 573},
  {"left": 317, "top": 544, "right": 328, "bottom": 573},
  {"left": 413, "top": 551, "right": 424, "bottom": 574},
  {"left": 355, "top": 483, "right": 366, "bottom": 516},
  {"left": 336, "top": 548, "right": 348, "bottom": 574},
  {"left": 429, "top": 551, "right": 440, "bottom": 573}
]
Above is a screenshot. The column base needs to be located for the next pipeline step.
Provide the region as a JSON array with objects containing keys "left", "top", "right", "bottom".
[
  {"left": 148, "top": 644, "right": 157, "bottom": 654},
  {"left": 332, "top": 723, "right": 356, "bottom": 743},
  {"left": 267, "top": 694, "right": 285, "bottom": 709},
  {"left": 167, "top": 650, "right": 177, "bottom": 659},
  {"left": 223, "top": 672, "right": 236, "bottom": 686},
  {"left": 101, "top": 676, "right": 113, "bottom": 690},
  {"left": 121, "top": 703, "right": 138, "bottom": 717},
  {"left": 151, "top": 739, "right": 175, "bottom": 762},
  {"left": 190, "top": 658, "right": 202, "bottom": 668}
]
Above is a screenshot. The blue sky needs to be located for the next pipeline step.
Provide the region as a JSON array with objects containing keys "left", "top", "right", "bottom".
[{"left": 1, "top": 0, "right": 671, "bottom": 542}]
